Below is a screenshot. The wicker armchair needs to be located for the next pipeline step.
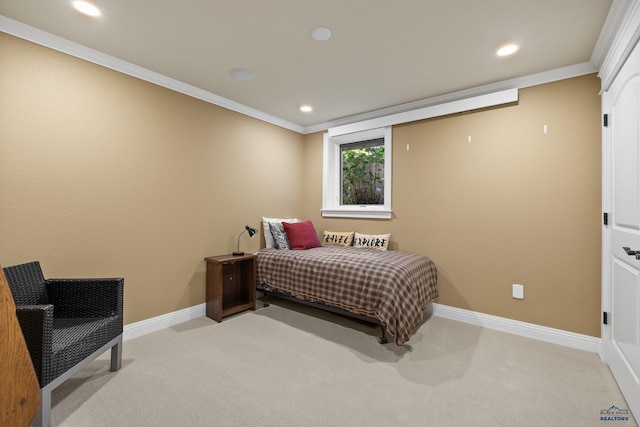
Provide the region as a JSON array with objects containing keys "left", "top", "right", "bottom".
[{"left": 3, "top": 261, "right": 123, "bottom": 427}]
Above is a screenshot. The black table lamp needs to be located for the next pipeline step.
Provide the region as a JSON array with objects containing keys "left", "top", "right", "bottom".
[{"left": 233, "top": 225, "right": 258, "bottom": 256}]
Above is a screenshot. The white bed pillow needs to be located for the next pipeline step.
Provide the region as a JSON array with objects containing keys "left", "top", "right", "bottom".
[{"left": 262, "top": 217, "right": 301, "bottom": 248}]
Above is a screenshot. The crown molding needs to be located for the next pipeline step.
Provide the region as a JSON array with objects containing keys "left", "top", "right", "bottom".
[
  {"left": 598, "top": 0, "right": 640, "bottom": 91},
  {"left": 0, "top": 15, "right": 306, "bottom": 134},
  {"left": 591, "top": 0, "right": 631, "bottom": 70}
]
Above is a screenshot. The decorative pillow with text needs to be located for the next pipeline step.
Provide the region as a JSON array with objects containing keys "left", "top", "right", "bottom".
[
  {"left": 322, "top": 231, "right": 355, "bottom": 247},
  {"left": 353, "top": 232, "right": 391, "bottom": 251}
]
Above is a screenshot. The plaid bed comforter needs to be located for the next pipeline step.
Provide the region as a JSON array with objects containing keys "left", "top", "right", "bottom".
[{"left": 256, "top": 246, "right": 438, "bottom": 345}]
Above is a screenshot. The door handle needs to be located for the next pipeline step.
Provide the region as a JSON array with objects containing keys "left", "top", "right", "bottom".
[{"left": 623, "top": 247, "right": 640, "bottom": 259}]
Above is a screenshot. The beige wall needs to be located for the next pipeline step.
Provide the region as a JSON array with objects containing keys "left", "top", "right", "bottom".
[
  {"left": 0, "top": 34, "right": 304, "bottom": 324},
  {"left": 303, "top": 74, "right": 602, "bottom": 337},
  {"left": 1, "top": 33, "right": 602, "bottom": 337}
]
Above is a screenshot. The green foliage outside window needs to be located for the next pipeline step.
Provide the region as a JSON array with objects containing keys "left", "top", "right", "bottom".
[{"left": 341, "top": 144, "right": 385, "bottom": 205}]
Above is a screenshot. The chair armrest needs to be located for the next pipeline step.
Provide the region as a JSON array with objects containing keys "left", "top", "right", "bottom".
[
  {"left": 46, "top": 278, "right": 124, "bottom": 318},
  {"left": 15, "top": 304, "right": 54, "bottom": 384}
]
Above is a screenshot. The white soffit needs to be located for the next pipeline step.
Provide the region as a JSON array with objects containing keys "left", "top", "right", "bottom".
[{"left": 328, "top": 89, "right": 519, "bottom": 137}]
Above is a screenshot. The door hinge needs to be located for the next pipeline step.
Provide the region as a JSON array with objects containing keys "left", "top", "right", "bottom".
[
  {"left": 604, "top": 114, "right": 609, "bottom": 127},
  {"left": 604, "top": 212, "right": 609, "bottom": 225},
  {"left": 603, "top": 311, "right": 608, "bottom": 325}
]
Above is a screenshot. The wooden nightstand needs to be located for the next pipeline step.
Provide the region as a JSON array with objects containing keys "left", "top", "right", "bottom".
[{"left": 204, "top": 254, "right": 256, "bottom": 322}]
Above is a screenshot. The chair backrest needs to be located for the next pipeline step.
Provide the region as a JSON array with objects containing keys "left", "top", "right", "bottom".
[{"left": 2, "top": 261, "right": 49, "bottom": 305}]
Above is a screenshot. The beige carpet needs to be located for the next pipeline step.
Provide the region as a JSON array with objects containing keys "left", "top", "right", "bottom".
[{"left": 50, "top": 300, "right": 636, "bottom": 427}]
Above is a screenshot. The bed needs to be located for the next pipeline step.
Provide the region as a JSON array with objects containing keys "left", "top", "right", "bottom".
[{"left": 256, "top": 245, "right": 438, "bottom": 345}]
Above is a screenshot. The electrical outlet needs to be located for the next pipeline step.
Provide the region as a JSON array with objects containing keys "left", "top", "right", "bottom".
[{"left": 512, "top": 284, "right": 524, "bottom": 299}]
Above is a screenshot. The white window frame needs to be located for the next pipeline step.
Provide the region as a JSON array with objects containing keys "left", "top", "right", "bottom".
[{"left": 322, "top": 126, "right": 392, "bottom": 219}]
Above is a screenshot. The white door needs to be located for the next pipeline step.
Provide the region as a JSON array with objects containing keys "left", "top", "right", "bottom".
[{"left": 604, "top": 38, "right": 640, "bottom": 421}]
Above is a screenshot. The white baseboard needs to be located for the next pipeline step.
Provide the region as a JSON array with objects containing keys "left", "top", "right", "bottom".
[
  {"left": 123, "top": 302, "right": 601, "bottom": 354},
  {"left": 431, "top": 303, "right": 601, "bottom": 353},
  {"left": 123, "top": 303, "right": 206, "bottom": 341}
]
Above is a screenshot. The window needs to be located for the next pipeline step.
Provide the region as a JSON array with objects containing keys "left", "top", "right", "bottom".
[
  {"left": 322, "top": 127, "right": 392, "bottom": 219},
  {"left": 341, "top": 138, "right": 385, "bottom": 205}
]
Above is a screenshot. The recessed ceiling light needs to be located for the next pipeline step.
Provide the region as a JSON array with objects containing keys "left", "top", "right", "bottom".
[
  {"left": 311, "top": 27, "right": 332, "bottom": 42},
  {"left": 229, "top": 68, "right": 255, "bottom": 81},
  {"left": 72, "top": 1, "right": 101, "bottom": 17},
  {"left": 300, "top": 105, "right": 313, "bottom": 113},
  {"left": 497, "top": 44, "right": 519, "bottom": 57}
]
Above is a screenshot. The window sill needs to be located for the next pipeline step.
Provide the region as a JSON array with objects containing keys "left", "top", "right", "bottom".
[{"left": 321, "top": 207, "right": 392, "bottom": 219}]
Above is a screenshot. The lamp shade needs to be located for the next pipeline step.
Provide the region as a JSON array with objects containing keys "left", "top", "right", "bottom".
[{"left": 246, "top": 225, "right": 258, "bottom": 238}]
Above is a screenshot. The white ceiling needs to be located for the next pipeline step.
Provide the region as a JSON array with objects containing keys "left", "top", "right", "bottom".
[{"left": 0, "top": 0, "right": 616, "bottom": 133}]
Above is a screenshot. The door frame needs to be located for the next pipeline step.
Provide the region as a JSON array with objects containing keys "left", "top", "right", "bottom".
[
  {"left": 600, "top": 0, "right": 640, "bottom": 359},
  {"left": 599, "top": 1, "right": 640, "bottom": 421},
  {"left": 601, "top": 89, "right": 612, "bottom": 363}
]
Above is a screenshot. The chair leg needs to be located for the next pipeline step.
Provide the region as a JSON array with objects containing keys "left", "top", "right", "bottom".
[
  {"left": 29, "top": 335, "right": 122, "bottom": 426},
  {"left": 110, "top": 335, "right": 122, "bottom": 372},
  {"left": 32, "top": 387, "right": 50, "bottom": 427}
]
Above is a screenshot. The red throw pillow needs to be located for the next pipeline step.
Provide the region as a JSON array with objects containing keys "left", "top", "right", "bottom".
[{"left": 282, "top": 220, "right": 322, "bottom": 250}]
